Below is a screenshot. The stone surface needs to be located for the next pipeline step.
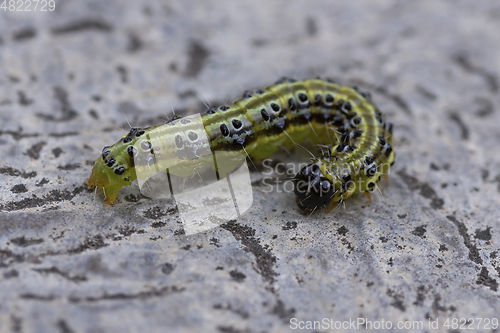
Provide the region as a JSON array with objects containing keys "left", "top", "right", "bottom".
[{"left": 1, "top": 1, "right": 500, "bottom": 332}]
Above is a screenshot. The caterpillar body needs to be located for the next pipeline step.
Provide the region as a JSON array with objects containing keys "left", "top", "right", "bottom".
[{"left": 88, "top": 78, "right": 395, "bottom": 211}]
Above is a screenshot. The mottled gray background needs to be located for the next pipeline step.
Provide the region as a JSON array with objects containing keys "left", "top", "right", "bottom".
[{"left": 1, "top": 1, "right": 499, "bottom": 332}]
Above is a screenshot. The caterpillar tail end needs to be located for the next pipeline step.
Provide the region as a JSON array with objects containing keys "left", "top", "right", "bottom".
[{"left": 87, "top": 171, "right": 121, "bottom": 205}]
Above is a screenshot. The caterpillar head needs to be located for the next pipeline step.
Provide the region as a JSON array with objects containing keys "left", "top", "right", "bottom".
[{"left": 294, "top": 162, "right": 337, "bottom": 211}]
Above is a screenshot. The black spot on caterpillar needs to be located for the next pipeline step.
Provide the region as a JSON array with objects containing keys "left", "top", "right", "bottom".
[{"left": 88, "top": 78, "right": 395, "bottom": 211}]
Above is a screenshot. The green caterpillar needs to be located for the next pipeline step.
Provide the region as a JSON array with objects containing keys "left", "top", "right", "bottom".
[{"left": 88, "top": 78, "right": 395, "bottom": 211}]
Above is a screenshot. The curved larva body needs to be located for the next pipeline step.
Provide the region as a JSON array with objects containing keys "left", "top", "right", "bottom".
[{"left": 88, "top": 78, "right": 395, "bottom": 210}]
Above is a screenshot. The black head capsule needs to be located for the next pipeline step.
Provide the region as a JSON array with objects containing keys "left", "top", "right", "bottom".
[{"left": 294, "top": 163, "right": 337, "bottom": 211}]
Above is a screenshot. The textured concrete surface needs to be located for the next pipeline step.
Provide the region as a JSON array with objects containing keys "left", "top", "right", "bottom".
[{"left": 1, "top": 1, "right": 500, "bottom": 332}]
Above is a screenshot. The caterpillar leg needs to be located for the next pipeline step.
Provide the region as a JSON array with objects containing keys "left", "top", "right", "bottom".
[{"left": 364, "top": 192, "right": 372, "bottom": 203}]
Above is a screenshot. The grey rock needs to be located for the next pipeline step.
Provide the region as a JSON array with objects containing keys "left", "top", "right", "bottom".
[{"left": 1, "top": 1, "right": 499, "bottom": 332}]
